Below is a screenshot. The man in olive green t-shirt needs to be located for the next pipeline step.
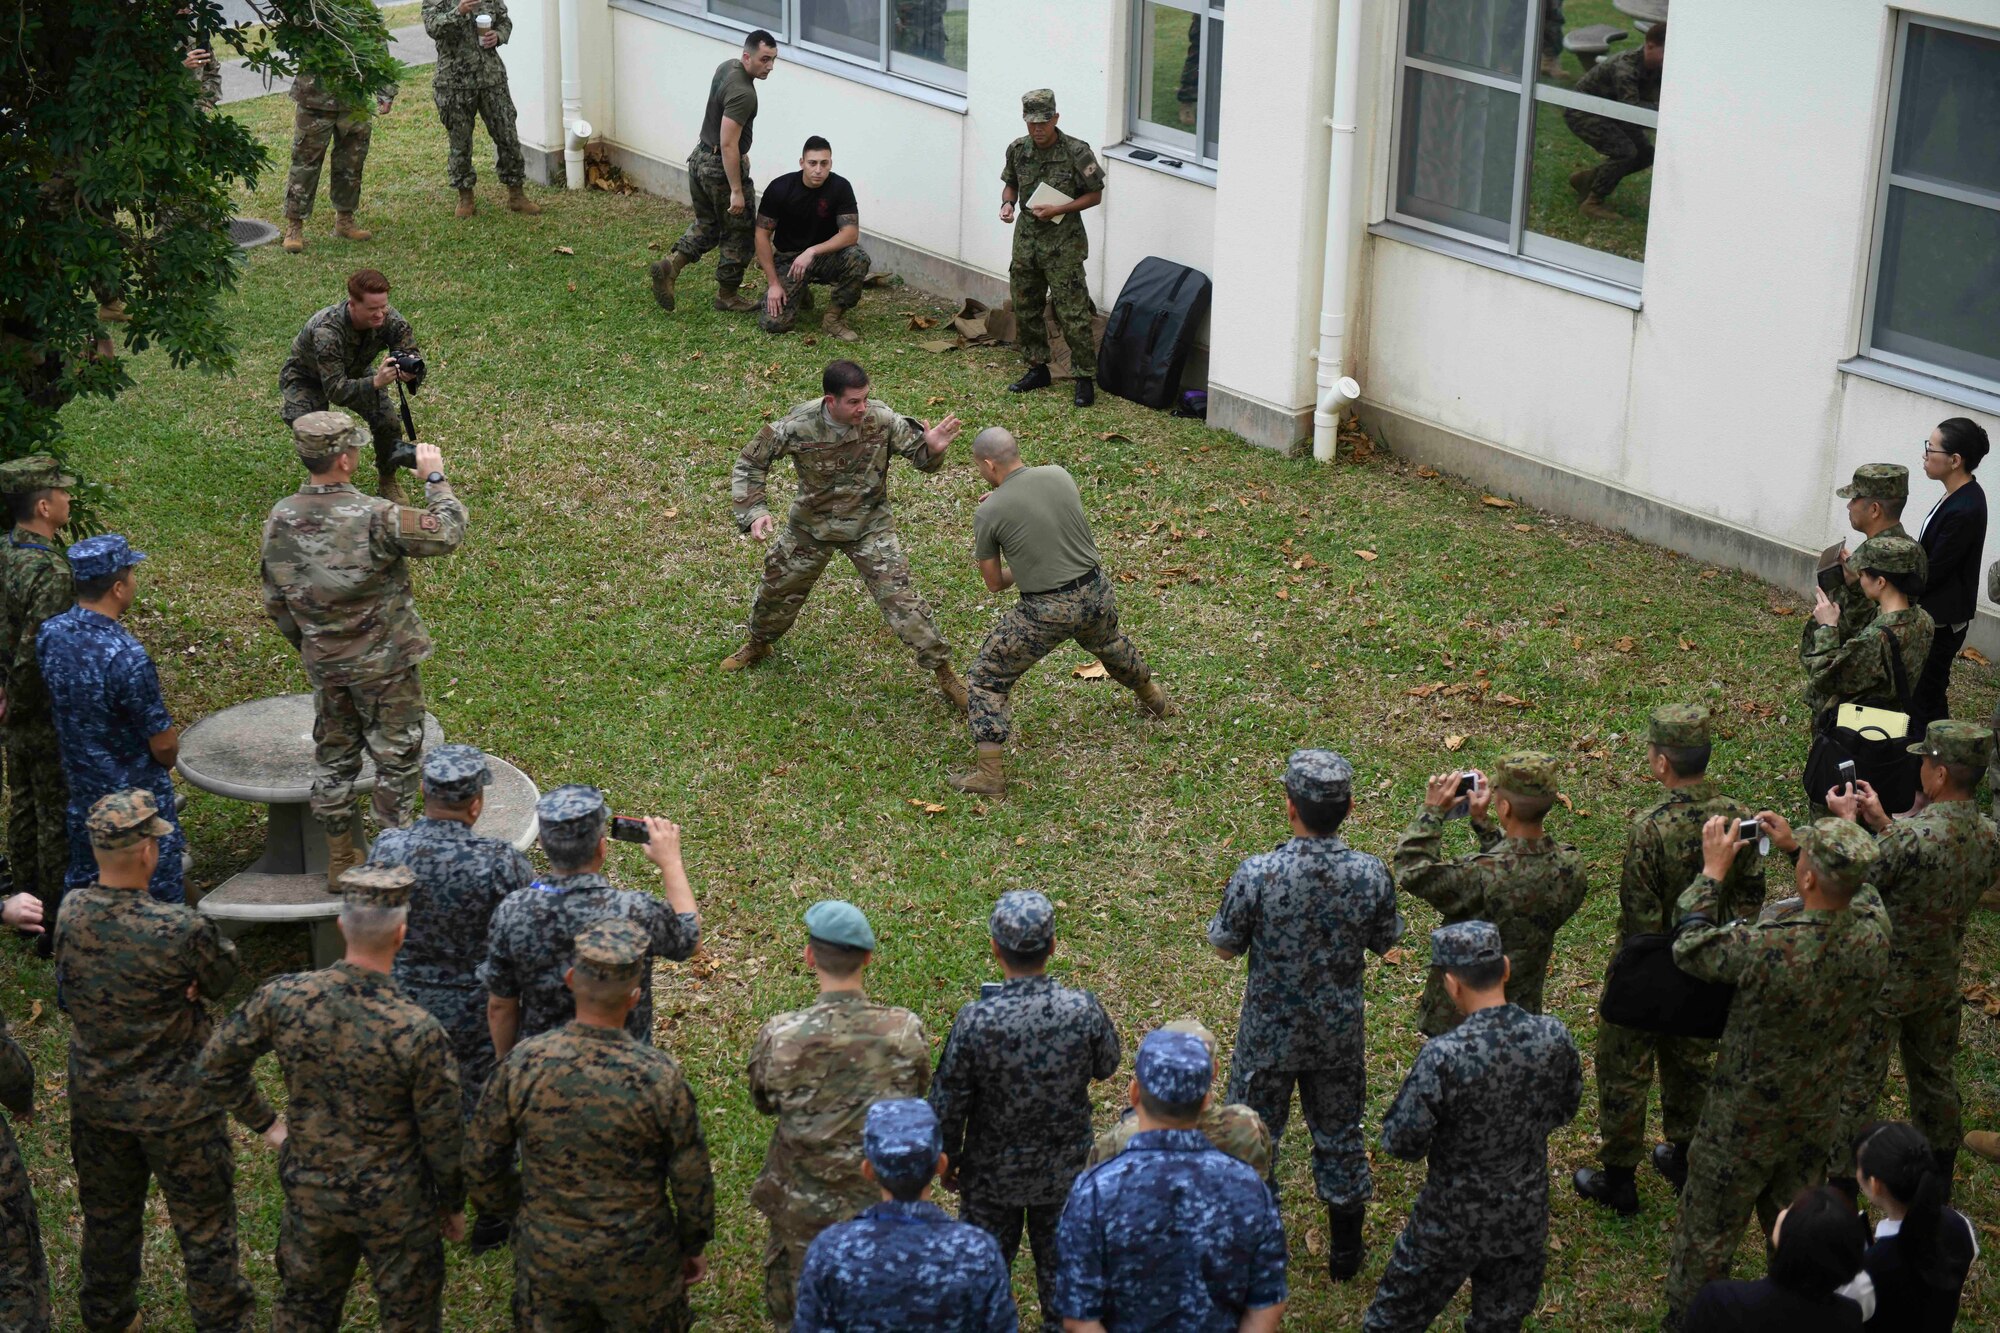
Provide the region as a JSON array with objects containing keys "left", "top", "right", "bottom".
[
  {"left": 653, "top": 28, "right": 777, "bottom": 315},
  {"left": 948, "top": 428, "right": 1167, "bottom": 795}
]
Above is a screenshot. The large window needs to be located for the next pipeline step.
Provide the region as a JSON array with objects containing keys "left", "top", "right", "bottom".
[
  {"left": 1128, "top": 1, "right": 1224, "bottom": 167},
  {"left": 1863, "top": 15, "right": 2000, "bottom": 396},
  {"left": 1388, "top": 0, "right": 1664, "bottom": 291},
  {"left": 667, "top": 1, "right": 968, "bottom": 93}
]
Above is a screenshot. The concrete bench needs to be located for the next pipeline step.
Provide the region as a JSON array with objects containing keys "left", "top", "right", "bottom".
[{"left": 1563, "top": 24, "right": 1630, "bottom": 68}]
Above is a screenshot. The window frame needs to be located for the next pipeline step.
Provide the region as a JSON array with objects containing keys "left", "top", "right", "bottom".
[
  {"left": 1857, "top": 11, "right": 2000, "bottom": 399},
  {"left": 1125, "top": 0, "right": 1225, "bottom": 170},
  {"left": 648, "top": 0, "right": 967, "bottom": 96},
  {"left": 1385, "top": 0, "right": 1656, "bottom": 294}
]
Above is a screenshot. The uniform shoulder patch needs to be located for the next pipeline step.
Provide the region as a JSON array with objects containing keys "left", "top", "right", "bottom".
[{"left": 397, "top": 506, "right": 442, "bottom": 536}]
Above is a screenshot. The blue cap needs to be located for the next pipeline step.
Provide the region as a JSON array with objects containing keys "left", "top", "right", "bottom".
[
  {"left": 1284, "top": 749, "right": 1353, "bottom": 802},
  {"left": 536, "top": 783, "right": 606, "bottom": 831},
  {"left": 864, "top": 1098, "right": 941, "bottom": 1184},
  {"left": 1135, "top": 1028, "right": 1212, "bottom": 1104},
  {"left": 421, "top": 744, "right": 491, "bottom": 803},
  {"left": 989, "top": 890, "right": 1054, "bottom": 952},
  {"left": 805, "top": 899, "right": 876, "bottom": 951},
  {"left": 68, "top": 534, "right": 147, "bottom": 581},
  {"left": 1430, "top": 920, "right": 1504, "bottom": 972}
]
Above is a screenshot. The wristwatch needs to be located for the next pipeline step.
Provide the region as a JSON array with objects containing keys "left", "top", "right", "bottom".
[{"left": 425, "top": 470, "right": 446, "bottom": 485}]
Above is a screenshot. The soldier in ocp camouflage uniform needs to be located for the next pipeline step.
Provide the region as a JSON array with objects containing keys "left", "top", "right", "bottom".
[
  {"left": 1393, "top": 751, "right": 1589, "bottom": 1036},
  {"left": 1563, "top": 22, "right": 1663, "bottom": 220},
  {"left": 281, "top": 72, "right": 396, "bottom": 251},
  {"left": 56, "top": 789, "right": 262, "bottom": 1333},
  {"left": 199, "top": 863, "right": 467, "bottom": 1333},
  {"left": 278, "top": 280, "right": 424, "bottom": 490},
  {"left": 468, "top": 919, "right": 716, "bottom": 1331},
  {"left": 422, "top": 0, "right": 541, "bottom": 217},
  {"left": 749, "top": 900, "right": 931, "bottom": 1330},
  {"left": 1826, "top": 720, "right": 2000, "bottom": 1185},
  {"left": 796, "top": 1099, "right": 1018, "bottom": 1331},
  {"left": 929, "top": 890, "right": 1120, "bottom": 1327},
  {"left": 1001, "top": 89, "right": 1105, "bottom": 408},
  {"left": 1576, "top": 705, "right": 1767, "bottom": 1216},
  {"left": 1802, "top": 532, "right": 1933, "bottom": 740},
  {"left": 1660, "top": 816, "right": 1891, "bottom": 1326},
  {"left": 1361, "top": 922, "right": 1583, "bottom": 1333},
  {"left": 1087, "top": 1019, "right": 1273, "bottom": 1176},
  {"left": 180, "top": 21, "right": 223, "bottom": 112},
  {"left": 0, "top": 998, "right": 46, "bottom": 1333},
  {"left": 261, "top": 413, "right": 467, "bottom": 890},
  {"left": 724, "top": 361, "right": 968, "bottom": 710},
  {"left": 0, "top": 455, "right": 76, "bottom": 945},
  {"left": 1208, "top": 748, "right": 1402, "bottom": 1281}
]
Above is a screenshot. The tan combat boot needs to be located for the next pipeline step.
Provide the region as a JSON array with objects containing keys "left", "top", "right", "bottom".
[
  {"left": 377, "top": 469, "right": 404, "bottom": 503},
  {"left": 714, "top": 286, "right": 758, "bottom": 313},
  {"left": 721, "top": 639, "right": 772, "bottom": 671},
  {"left": 1136, "top": 680, "right": 1171, "bottom": 717},
  {"left": 334, "top": 211, "right": 373, "bottom": 241},
  {"left": 96, "top": 299, "right": 130, "bottom": 324},
  {"left": 323, "top": 828, "right": 360, "bottom": 896},
  {"left": 822, "top": 306, "right": 861, "bottom": 342},
  {"left": 1966, "top": 1130, "right": 2000, "bottom": 1163},
  {"left": 455, "top": 188, "right": 477, "bottom": 218},
  {"left": 649, "top": 253, "right": 687, "bottom": 311},
  {"left": 1979, "top": 878, "right": 2000, "bottom": 910},
  {"left": 1579, "top": 195, "right": 1620, "bottom": 222},
  {"left": 507, "top": 184, "right": 542, "bottom": 214},
  {"left": 947, "top": 744, "right": 1006, "bottom": 796},
  {"left": 1568, "top": 167, "right": 1594, "bottom": 198},
  {"left": 934, "top": 665, "right": 968, "bottom": 713},
  {"left": 281, "top": 217, "right": 305, "bottom": 252}
]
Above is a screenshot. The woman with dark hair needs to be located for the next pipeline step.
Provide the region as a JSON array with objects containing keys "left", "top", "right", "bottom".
[
  {"left": 1855, "top": 1121, "right": 1978, "bottom": 1330},
  {"left": 1683, "top": 1185, "right": 1868, "bottom": 1331},
  {"left": 1803, "top": 533, "right": 1934, "bottom": 811},
  {"left": 1912, "top": 417, "right": 1991, "bottom": 732}
]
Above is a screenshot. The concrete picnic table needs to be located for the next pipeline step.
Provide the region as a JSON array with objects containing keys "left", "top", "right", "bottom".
[{"left": 1613, "top": 0, "right": 1668, "bottom": 24}]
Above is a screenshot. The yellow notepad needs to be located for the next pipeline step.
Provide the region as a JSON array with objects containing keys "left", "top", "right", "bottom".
[{"left": 1835, "top": 703, "right": 1909, "bottom": 739}]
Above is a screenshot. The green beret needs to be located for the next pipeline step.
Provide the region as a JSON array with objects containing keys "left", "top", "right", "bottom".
[
  {"left": 1852, "top": 533, "right": 1924, "bottom": 576},
  {"left": 1648, "top": 704, "right": 1711, "bottom": 749},
  {"left": 1906, "top": 719, "right": 1993, "bottom": 771},
  {"left": 805, "top": 899, "right": 876, "bottom": 951},
  {"left": 1492, "top": 750, "right": 1559, "bottom": 798},
  {"left": 1796, "top": 817, "right": 1879, "bottom": 892},
  {"left": 0, "top": 453, "right": 78, "bottom": 494},
  {"left": 1835, "top": 464, "right": 1909, "bottom": 502}
]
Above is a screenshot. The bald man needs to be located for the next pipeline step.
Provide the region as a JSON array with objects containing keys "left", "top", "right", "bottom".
[{"left": 949, "top": 429, "right": 1166, "bottom": 795}]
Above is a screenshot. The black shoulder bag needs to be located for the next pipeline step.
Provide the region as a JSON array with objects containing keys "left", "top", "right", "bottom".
[
  {"left": 1598, "top": 929, "right": 1734, "bottom": 1039},
  {"left": 1802, "top": 625, "right": 1919, "bottom": 813}
]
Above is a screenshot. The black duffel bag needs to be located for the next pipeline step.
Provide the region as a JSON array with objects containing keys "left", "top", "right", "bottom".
[
  {"left": 1599, "top": 931, "right": 1734, "bottom": 1039},
  {"left": 1802, "top": 626, "right": 1919, "bottom": 813}
]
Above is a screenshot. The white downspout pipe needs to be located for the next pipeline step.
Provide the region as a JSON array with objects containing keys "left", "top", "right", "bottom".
[
  {"left": 1312, "top": 0, "right": 1365, "bottom": 462},
  {"left": 557, "top": 0, "right": 586, "bottom": 189}
]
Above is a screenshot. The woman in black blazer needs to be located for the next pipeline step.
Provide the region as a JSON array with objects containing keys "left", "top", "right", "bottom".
[
  {"left": 1684, "top": 1185, "right": 1868, "bottom": 1332},
  {"left": 1855, "top": 1122, "right": 1978, "bottom": 1331},
  {"left": 1912, "top": 417, "right": 1990, "bottom": 732}
]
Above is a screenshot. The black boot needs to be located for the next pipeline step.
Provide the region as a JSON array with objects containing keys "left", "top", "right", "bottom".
[
  {"left": 1933, "top": 1147, "right": 1957, "bottom": 1200},
  {"left": 1326, "top": 1204, "right": 1365, "bottom": 1282},
  {"left": 1008, "top": 364, "right": 1052, "bottom": 393},
  {"left": 1073, "top": 376, "right": 1095, "bottom": 407},
  {"left": 1650, "top": 1141, "right": 1690, "bottom": 1194},
  {"left": 468, "top": 1211, "right": 512, "bottom": 1255},
  {"left": 1573, "top": 1165, "right": 1640, "bottom": 1216}
]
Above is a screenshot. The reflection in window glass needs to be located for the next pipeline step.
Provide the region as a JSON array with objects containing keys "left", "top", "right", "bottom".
[
  {"left": 1137, "top": 3, "right": 1202, "bottom": 146},
  {"left": 1202, "top": 14, "right": 1223, "bottom": 161},
  {"left": 1524, "top": 101, "right": 1649, "bottom": 263},
  {"left": 891, "top": 0, "right": 968, "bottom": 73},
  {"left": 1873, "top": 188, "right": 2000, "bottom": 386},
  {"left": 1892, "top": 22, "right": 2000, "bottom": 195},
  {"left": 1405, "top": 0, "right": 1527, "bottom": 79},
  {"left": 1395, "top": 67, "right": 1519, "bottom": 242},
  {"left": 799, "top": 0, "right": 882, "bottom": 60},
  {"left": 711, "top": 0, "right": 782, "bottom": 31}
]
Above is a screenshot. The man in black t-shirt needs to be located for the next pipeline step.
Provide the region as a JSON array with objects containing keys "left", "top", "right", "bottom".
[{"left": 755, "top": 136, "right": 870, "bottom": 342}]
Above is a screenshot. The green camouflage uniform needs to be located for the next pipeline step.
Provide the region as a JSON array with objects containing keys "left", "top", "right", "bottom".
[
  {"left": 1002, "top": 101, "right": 1105, "bottom": 379},
  {"left": 674, "top": 57, "right": 761, "bottom": 291},
  {"left": 261, "top": 429, "right": 468, "bottom": 836},
  {"left": 1393, "top": 753, "right": 1589, "bottom": 1037},
  {"left": 1832, "top": 723, "right": 2000, "bottom": 1172},
  {"left": 758, "top": 250, "right": 872, "bottom": 335},
  {"left": 286, "top": 73, "right": 392, "bottom": 220},
  {"left": 1596, "top": 708, "right": 1768, "bottom": 1171},
  {"left": 1563, "top": 46, "right": 1659, "bottom": 201},
  {"left": 1, "top": 513, "right": 72, "bottom": 919},
  {"left": 279, "top": 301, "right": 422, "bottom": 477},
  {"left": 423, "top": 0, "right": 527, "bottom": 189},
  {"left": 748, "top": 991, "right": 931, "bottom": 1329},
  {"left": 731, "top": 397, "right": 952, "bottom": 671},
  {"left": 1801, "top": 601, "right": 1933, "bottom": 727},
  {"left": 1803, "top": 520, "right": 1925, "bottom": 654},
  {"left": 1661, "top": 820, "right": 1891, "bottom": 1319},
  {"left": 199, "top": 959, "right": 465, "bottom": 1333},
  {"left": 182, "top": 33, "right": 223, "bottom": 112},
  {"left": 0, "top": 1006, "right": 48, "bottom": 1333},
  {"left": 55, "top": 857, "right": 262, "bottom": 1333}
]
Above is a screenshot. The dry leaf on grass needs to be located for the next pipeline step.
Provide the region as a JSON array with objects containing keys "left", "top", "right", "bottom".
[
  {"left": 552, "top": 245, "right": 575, "bottom": 255},
  {"left": 1445, "top": 735, "right": 1467, "bottom": 751},
  {"left": 1769, "top": 604, "right": 1797, "bottom": 617},
  {"left": 1353, "top": 549, "right": 1379, "bottom": 562},
  {"left": 1962, "top": 647, "right": 1992, "bottom": 667},
  {"left": 1407, "top": 682, "right": 1445, "bottom": 699},
  {"left": 1416, "top": 466, "right": 1440, "bottom": 479},
  {"left": 1115, "top": 570, "right": 1137, "bottom": 583},
  {"left": 1098, "top": 430, "right": 1132, "bottom": 443},
  {"left": 926, "top": 396, "right": 947, "bottom": 406},
  {"left": 1480, "top": 495, "right": 1517, "bottom": 509},
  {"left": 1511, "top": 523, "right": 1534, "bottom": 533},
  {"left": 1382, "top": 948, "right": 1409, "bottom": 965},
  {"left": 1964, "top": 981, "right": 2000, "bottom": 1017},
  {"left": 1490, "top": 693, "right": 1533, "bottom": 709},
  {"left": 1275, "top": 588, "right": 1291, "bottom": 601},
  {"left": 907, "top": 313, "right": 937, "bottom": 330},
  {"left": 1678, "top": 637, "right": 1696, "bottom": 652},
  {"left": 1571, "top": 635, "right": 1586, "bottom": 650},
  {"left": 905, "top": 798, "right": 947, "bottom": 815},
  {"left": 1073, "top": 661, "right": 1110, "bottom": 680},
  {"left": 24, "top": 1000, "right": 40, "bottom": 1026},
  {"left": 1612, "top": 636, "right": 1637, "bottom": 653},
  {"left": 1291, "top": 554, "right": 1319, "bottom": 570},
  {"left": 916, "top": 339, "right": 961, "bottom": 354}
]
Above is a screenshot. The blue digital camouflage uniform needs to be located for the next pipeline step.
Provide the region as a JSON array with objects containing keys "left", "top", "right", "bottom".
[
  {"left": 1362, "top": 939, "right": 1583, "bottom": 1333},
  {"left": 1208, "top": 763, "right": 1402, "bottom": 1208},
  {"left": 0, "top": 1005, "right": 49, "bottom": 1333},
  {"left": 796, "top": 1201, "right": 1018, "bottom": 1332},
  {"left": 481, "top": 870, "right": 700, "bottom": 1045},
  {"left": 930, "top": 892, "right": 1119, "bottom": 1326},
  {"left": 38, "top": 540, "right": 183, "bottom": 902}
]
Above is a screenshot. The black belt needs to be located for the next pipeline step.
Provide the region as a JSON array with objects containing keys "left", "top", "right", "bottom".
[{"left": 1027, "top": 568, "right": 1100, "bottom": 596}]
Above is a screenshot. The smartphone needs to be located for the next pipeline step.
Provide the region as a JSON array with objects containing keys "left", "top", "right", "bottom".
[
  {"left": 979, "top": 982, "right": 1004, "bottom": 1001},
  {"left": 1445, "top": 772, "right": 1481, "bottom": 821},
  {"left": 1815, "top": 563, "right": 1845, "bottom": 596},
  {"left": 1837, "top": 760, "right": 1858, "bottom": 787},
  {"left": 609, "top": 815, "right": 650, "bottom": 844}
]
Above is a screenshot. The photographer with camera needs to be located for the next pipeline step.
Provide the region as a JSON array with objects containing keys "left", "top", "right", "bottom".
[{"left": 279, "top": 269, "right": 427, "bottom": 501}]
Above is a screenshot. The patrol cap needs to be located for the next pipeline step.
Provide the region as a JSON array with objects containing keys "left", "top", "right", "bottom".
[
  {"left": 1795, "top": 817, "right": 1880, "bottom": 893},
  {"left": 1491, "top": 751, "right": 1559, "bottom": 798},
  {"left": 1836, "top": 463, "right": 1909, "bottom": 503},
  {"left": 572, "top": 918, "right": 649, "bottom": 983},
  {"left": 1648, "top": 704, "right": 1711, "bottom": 749},
  {"left": 1161, "top": 1017, "right": 1217, "bottom": 1056},
  {"left": 86, "top": 789, "right": 175, "bottom": 849},
  {"left": 422, "top": 744, "right": 492, "bottom": 804},
  {"left": 293, "top": 409, "right": 369, "bottom": 466},
  {"left": 536, "top": 784, "right": 608, "bottom": 836},
  {"left": 67, "top": 534, "right": 145, "bottom": 581},
  {"left": 1021, "top": 88, "right": 1057, "bottom": 122},
  {"left": 0, "top": 453, "right": 77, "bottom": 493},
  {"left": 1906, "top": 719, "right": 1994, "bottom": 771},
  {"left": 989, "top": 890, "right": 1054, "bottom": 953},
  {"left": 863, "top": 1098, "right": 942, "bottom": 1185},
  {"left": 339, "top": 862, "right": 415, "bottom": 910},
  {"left": 1852, "top": 533, "right": 1924, "bottom": 576},
  {"left": 805, "top": 899, "right": 877, "bottom": 952},
  {"left": 1134, "top": 1028, "right": 1212, "bottom": 1105},
  {"left": 1283, "top": 749, "right": 1353, "bottom": 804},
  {"left": 1430, "top": 920, "right": 1504, "bottom": 973}
]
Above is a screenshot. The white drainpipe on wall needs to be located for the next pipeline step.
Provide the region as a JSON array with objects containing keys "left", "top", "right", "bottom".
[
  {"left": 1311, "top": 0, "right": 1365, "bottom": 462},
  {"left": 557, "top": 0, "right": 586, "bottom": 189}
]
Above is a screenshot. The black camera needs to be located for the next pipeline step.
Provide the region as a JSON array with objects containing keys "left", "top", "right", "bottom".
[
  {"left": 386, "top": 349, "right": 426, "bottom": 389},
  {"left": 609, "top": 815, "right": 650, "bottom": 844}
]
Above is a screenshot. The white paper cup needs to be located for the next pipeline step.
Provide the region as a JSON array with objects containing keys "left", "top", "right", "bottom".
[{"left": 475, "top": 14, "right": 493, "bottom": 30}]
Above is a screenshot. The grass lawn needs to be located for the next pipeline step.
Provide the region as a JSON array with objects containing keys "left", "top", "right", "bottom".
[{"left": 7, "top": 63, "right": 1998, "bottom": 1332}]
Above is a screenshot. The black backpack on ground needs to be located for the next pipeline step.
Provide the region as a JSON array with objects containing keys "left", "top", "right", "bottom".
[{"left": 1096, "top": 257, "right": 1212, "bottom": 409}]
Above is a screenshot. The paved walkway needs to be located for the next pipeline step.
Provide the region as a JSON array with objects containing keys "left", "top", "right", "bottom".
[{"left": 218, "top": 22, "right": 434, "bottom": 106}]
